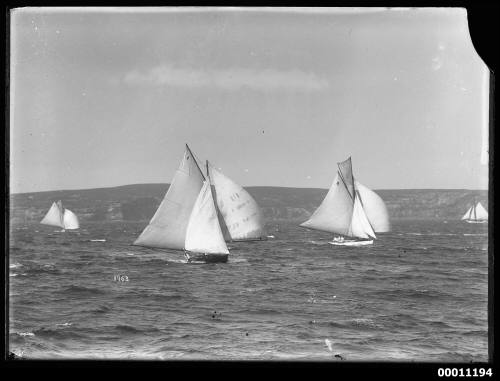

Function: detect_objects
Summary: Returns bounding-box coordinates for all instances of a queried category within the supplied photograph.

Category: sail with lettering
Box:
[133,145,229,263]
[300,157,389,246]
[207,162,266,241]
[462,201,488,224]
[40,200,79,230]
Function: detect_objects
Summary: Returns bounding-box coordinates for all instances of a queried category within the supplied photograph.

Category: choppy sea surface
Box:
[9,220,488,361]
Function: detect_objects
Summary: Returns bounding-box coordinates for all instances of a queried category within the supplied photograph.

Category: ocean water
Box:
[8,220,489,361]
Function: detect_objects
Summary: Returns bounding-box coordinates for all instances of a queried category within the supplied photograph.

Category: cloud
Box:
[122,65,329,92]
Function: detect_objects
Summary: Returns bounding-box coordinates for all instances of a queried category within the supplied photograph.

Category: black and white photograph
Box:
[6,6,492,364]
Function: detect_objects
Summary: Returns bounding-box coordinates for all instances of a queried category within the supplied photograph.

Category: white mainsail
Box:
[474,202,488,220]
[185,180,230,254]
[300,157,356,236]
[133,145,205,250]
[355,180,390,232]
[208,163,266,241]
[63,209,80,230]
[300,172,354,235]
[300,157,388,240]
[40,201,64,228]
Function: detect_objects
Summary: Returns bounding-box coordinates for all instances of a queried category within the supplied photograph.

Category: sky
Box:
[9,7,490,194]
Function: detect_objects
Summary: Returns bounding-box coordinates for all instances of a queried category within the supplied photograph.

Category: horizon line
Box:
[9,182,489,196]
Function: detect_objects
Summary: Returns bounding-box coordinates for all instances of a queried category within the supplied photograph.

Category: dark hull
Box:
[229,237,268,242]
[184,252,229,263]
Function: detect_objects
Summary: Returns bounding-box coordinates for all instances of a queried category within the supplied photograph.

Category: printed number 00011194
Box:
[438,368,493,377]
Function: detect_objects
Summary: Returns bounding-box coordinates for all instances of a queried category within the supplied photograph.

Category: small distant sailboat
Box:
[207,161,266,242]
[133,144,229,263]
[462,201,488,224]
[300,157,390,246]
[40,200,79,230]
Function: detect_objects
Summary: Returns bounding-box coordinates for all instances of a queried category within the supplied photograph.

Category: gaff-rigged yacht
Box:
[133,145,229,263]
[300,157,390,246]
[40,200,79,231]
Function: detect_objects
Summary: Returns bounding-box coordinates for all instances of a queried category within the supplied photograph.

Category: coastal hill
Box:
[9,183,488,224]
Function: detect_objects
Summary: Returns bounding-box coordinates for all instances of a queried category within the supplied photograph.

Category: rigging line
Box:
[206,159,233,242]
[337,169,355,201]
[185,144,206,181]
[190,148,205,170]
[356,189,376,236]
[335,166,355,236]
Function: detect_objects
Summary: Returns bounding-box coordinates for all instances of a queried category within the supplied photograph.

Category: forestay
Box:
[347,193,376,239]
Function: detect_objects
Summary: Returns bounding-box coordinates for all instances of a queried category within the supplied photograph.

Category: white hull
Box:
[464,220,487,224]
[329,240,373,246]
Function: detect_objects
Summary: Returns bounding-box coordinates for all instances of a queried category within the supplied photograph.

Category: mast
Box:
[57,200,64,227]
[206,160,233,241]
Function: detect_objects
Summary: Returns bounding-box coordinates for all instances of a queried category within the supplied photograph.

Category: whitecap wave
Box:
[309,240,328,246]
[17,332,35,337]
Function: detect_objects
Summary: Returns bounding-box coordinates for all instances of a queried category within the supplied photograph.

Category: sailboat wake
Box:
[309,240,330,246]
